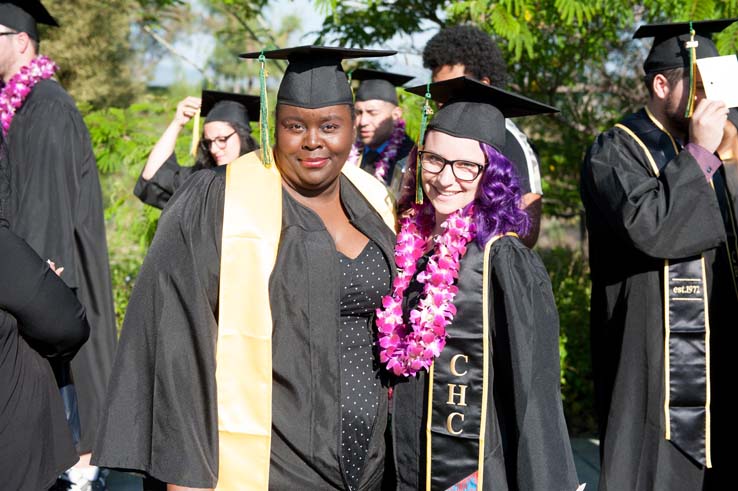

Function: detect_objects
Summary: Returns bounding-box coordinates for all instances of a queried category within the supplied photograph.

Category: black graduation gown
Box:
[0,224,90,490]
[392,237,580,490]
[580,109,737,490]
[93,167,397,489]
[1,79,117,453]
[133,152,201,210]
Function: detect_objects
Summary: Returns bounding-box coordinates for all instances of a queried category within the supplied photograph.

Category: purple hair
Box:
[398,141,529,246]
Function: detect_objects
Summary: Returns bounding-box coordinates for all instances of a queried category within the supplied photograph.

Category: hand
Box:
[717,117,738,161]
[173,96,202,128]
[689,99,729,154]
[47,259,64,277]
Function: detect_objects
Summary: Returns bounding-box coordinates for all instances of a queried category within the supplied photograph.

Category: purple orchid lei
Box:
[376,203,476,377]
[0,56,58,136]
[348,118,407,182]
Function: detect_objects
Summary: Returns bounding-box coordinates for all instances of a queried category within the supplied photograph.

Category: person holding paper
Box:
[581,19,738,491]
[134,91,260,209]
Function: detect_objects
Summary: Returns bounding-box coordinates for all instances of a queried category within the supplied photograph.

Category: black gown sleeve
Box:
[582,129,725,259]
[133,152,199,209]
[93,169,224,487]
[488,238,580,490]
[0,225,89,360]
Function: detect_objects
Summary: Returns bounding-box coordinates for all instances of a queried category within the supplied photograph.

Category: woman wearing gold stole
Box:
[385,77,581,490]
[93,47,397,490]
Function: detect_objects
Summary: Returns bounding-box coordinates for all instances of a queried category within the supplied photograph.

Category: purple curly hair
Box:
[398,139,529,246]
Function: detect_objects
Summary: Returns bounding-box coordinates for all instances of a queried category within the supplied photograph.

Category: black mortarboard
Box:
[352,68,414,105]
[634,19,737,73]
[201,90,260,126]
[240,46,396,109]
[405,76,558,151]
[0,1,58,41]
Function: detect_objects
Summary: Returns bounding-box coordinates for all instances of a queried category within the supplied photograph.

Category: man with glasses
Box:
[0,1,116,488]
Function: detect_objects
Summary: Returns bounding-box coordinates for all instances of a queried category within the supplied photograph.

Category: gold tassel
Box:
[190,110,201,157]
[684,21,699,119]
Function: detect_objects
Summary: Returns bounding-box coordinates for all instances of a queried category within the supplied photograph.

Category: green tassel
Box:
[415,82,433,204]
[258,52,272,167]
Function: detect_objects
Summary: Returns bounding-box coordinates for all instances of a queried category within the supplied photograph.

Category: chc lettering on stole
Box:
[445,353,470,435]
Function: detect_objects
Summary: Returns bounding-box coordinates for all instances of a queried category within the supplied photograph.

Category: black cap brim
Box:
[633,19,737,40]
[239,45,396,61]
[405,76,559,118]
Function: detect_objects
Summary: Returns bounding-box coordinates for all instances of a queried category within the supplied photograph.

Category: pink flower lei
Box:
[376,203,476,377]
[0,55,58,136]
[347,118,407,182]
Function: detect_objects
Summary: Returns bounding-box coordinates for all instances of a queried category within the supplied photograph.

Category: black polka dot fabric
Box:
[337,241,390,489]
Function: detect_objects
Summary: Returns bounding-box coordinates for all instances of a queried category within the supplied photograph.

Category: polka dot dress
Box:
[337,240,390,490]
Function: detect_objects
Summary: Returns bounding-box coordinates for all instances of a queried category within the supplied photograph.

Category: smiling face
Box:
[202,121,241,166]
[274,103,355,196]
[421,130,485,223]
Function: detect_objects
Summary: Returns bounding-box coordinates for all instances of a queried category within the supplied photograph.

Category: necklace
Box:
[347,118,407,182]
[0,56,58,136]
[376,204,476,377]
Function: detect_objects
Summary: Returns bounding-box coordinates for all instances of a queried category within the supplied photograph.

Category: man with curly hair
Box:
[423,24,543,247]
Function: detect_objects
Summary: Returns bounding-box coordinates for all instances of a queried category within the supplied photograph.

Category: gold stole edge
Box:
[702,256,712,468]
[216,151,282,489]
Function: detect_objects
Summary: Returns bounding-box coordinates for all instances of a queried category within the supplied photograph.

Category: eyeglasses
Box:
[0,31,19,37]
[418,150,486,182]
[201,131,237,150]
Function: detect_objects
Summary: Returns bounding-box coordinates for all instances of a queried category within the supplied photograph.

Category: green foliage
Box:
[40,0,139,109]
[85,91,199,327]
[539,247,597,435]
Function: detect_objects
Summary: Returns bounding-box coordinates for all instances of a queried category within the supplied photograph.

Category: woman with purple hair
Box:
[380,77,582,490]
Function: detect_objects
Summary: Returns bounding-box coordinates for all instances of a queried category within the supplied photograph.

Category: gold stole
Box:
[217,151,282,490]
[341,162,397,231]
[616,110,712,467]
[216,154,395,488]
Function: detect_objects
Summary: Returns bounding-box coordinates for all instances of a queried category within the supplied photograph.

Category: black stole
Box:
[425,235,509,490]
[616,108,738,467]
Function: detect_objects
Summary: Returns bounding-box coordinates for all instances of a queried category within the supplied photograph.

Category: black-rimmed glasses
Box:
[418,150,486,182]
[201,131,237,150]
[0,31,19,37]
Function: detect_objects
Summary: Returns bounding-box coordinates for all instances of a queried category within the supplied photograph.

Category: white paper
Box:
[696,55,738,108]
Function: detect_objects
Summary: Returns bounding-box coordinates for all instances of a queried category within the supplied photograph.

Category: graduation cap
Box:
[201,90,260,126]
[634,19,736,73]
[0,1,58,41]
[189,90,260,156]
[405,76,558,150]
[351,68,414,105]
[239,45,395,165]
[634,19,737,117]
[240,46,396,109]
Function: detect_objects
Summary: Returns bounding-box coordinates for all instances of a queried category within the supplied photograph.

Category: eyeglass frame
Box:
[417,150,486,182]
[200,130,237,151]
[0,31,19,37]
